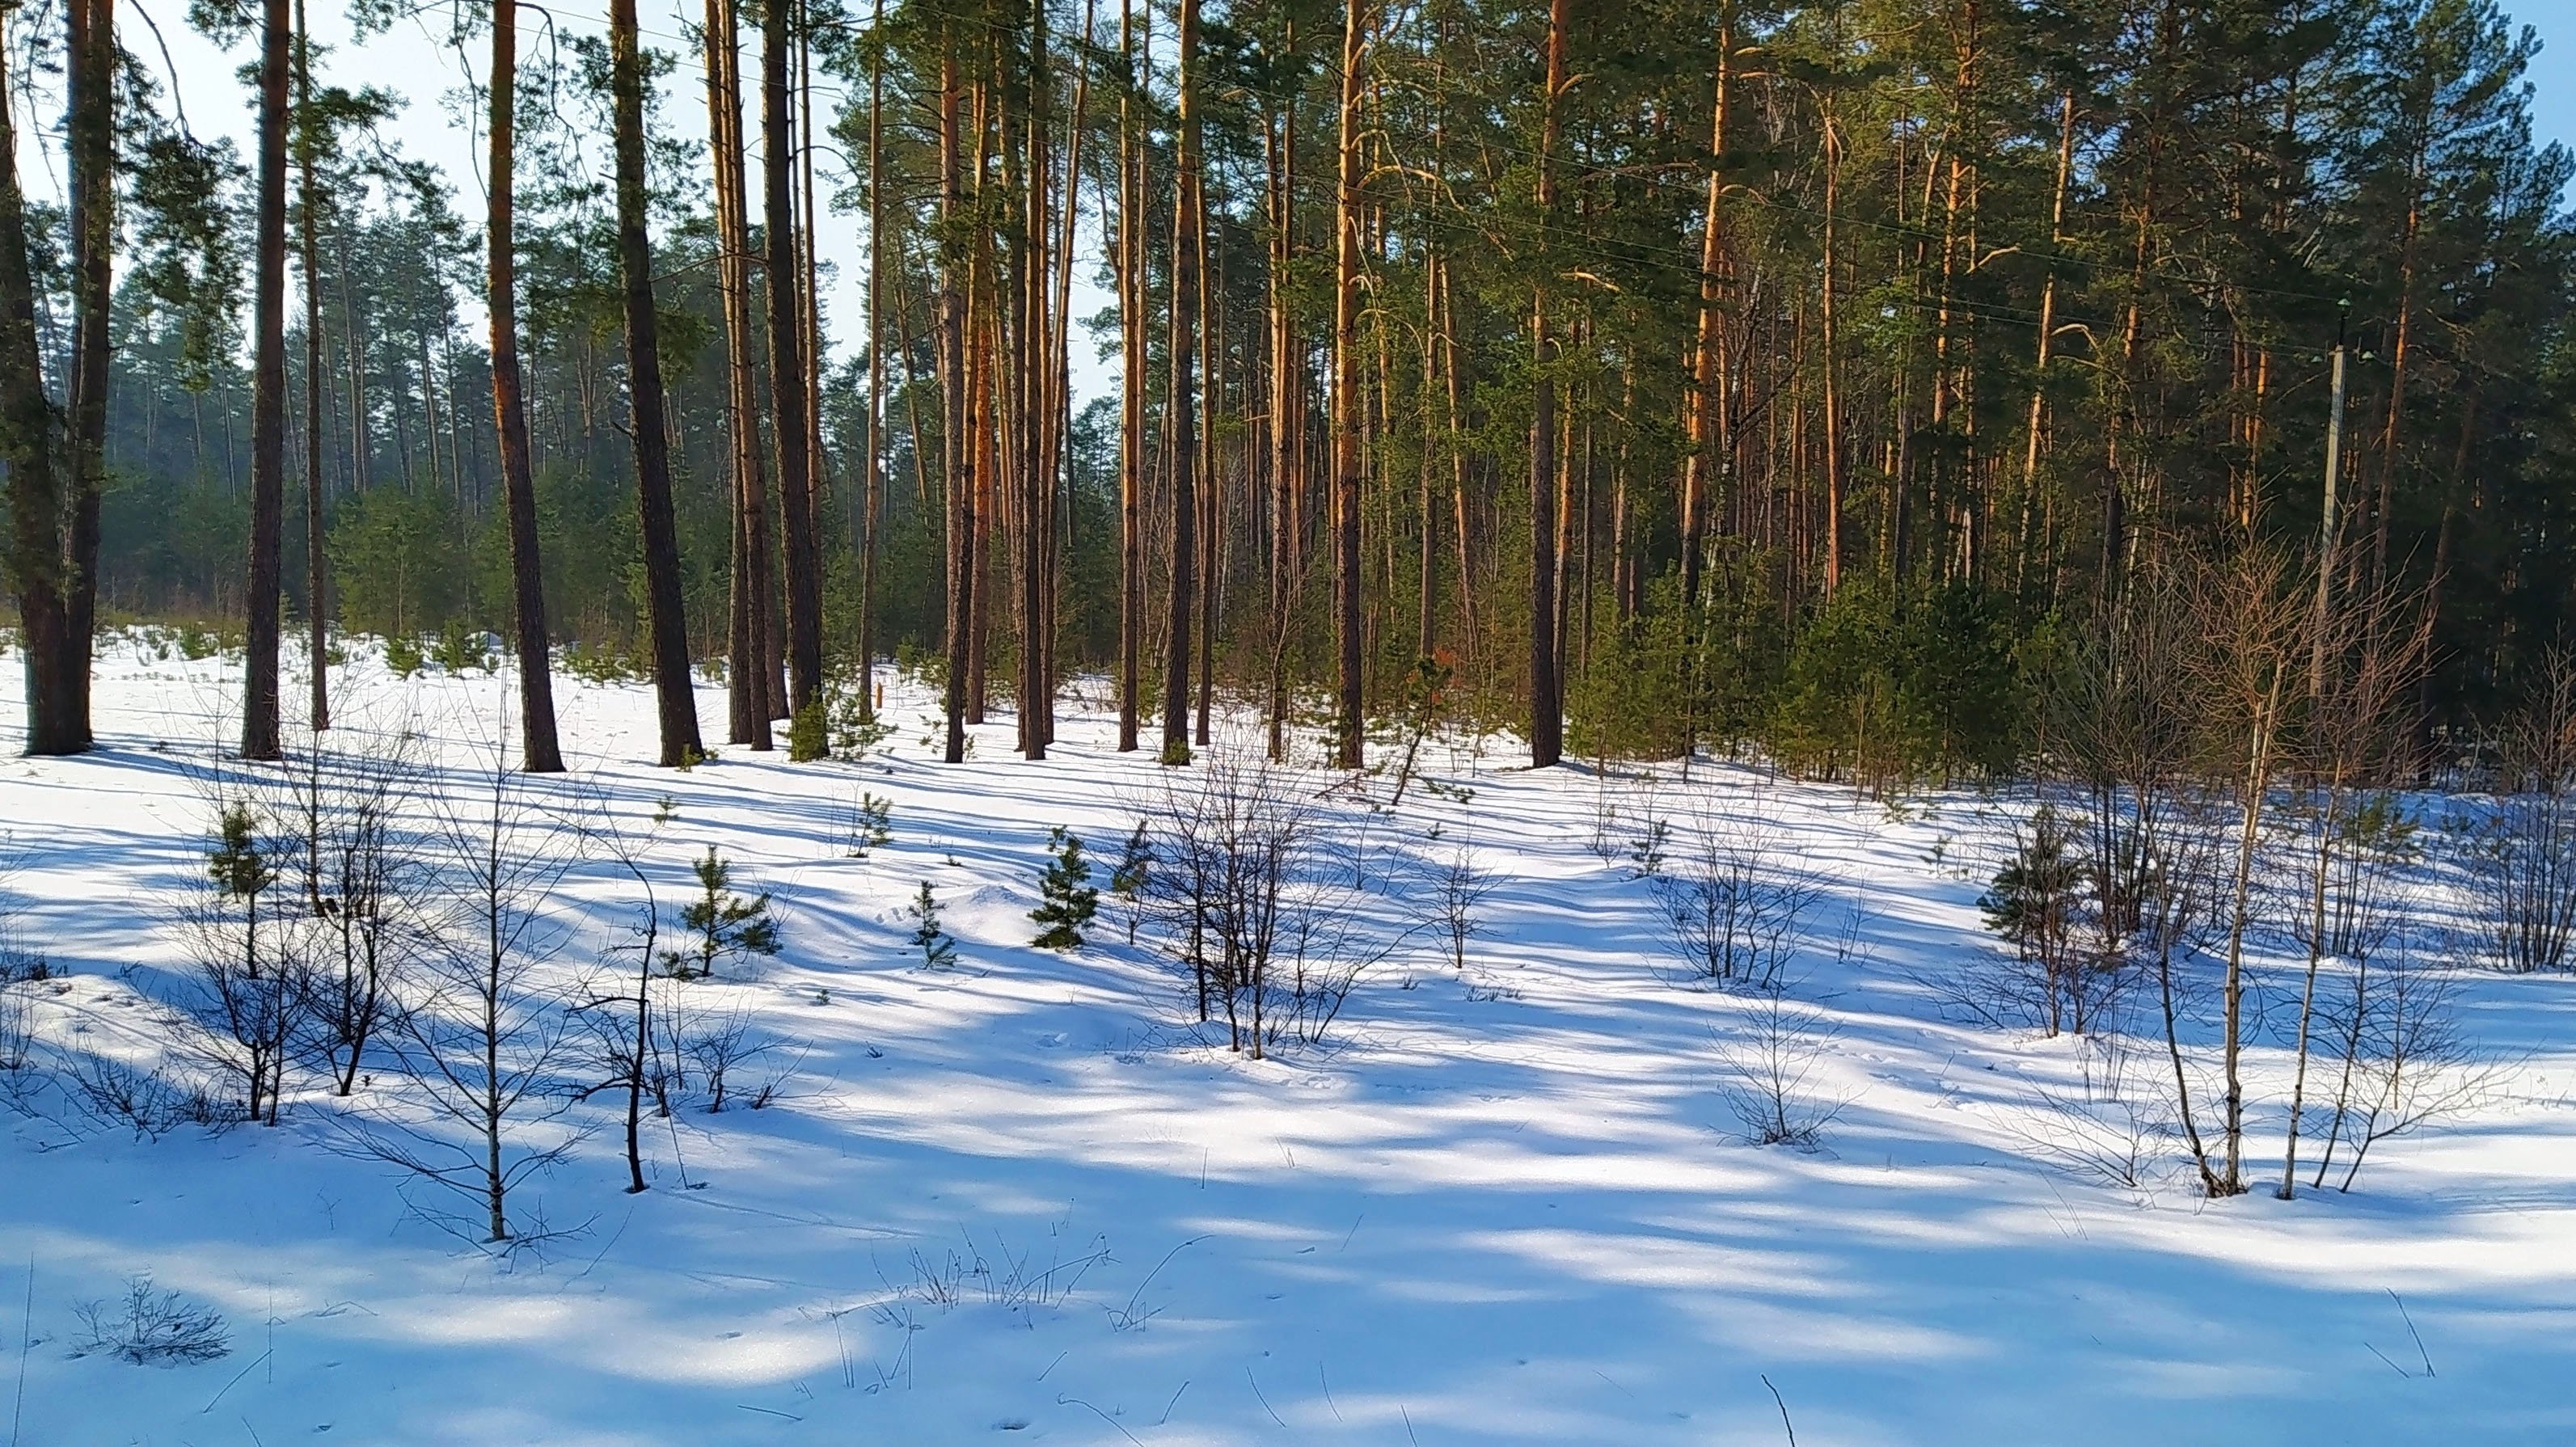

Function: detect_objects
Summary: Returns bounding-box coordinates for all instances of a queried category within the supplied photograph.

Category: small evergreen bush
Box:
[661,847,782,980]
[1029,827,1099,950]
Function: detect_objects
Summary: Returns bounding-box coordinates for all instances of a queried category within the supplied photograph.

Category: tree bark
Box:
[1115,0,1143,752]
[489,0,566,772]
[297,0,328,731]
[858,0,887,723]
[1680,12,1730,616]
[244,0,290,761]
[1330,0,1367,769]
[1017,0,1049,761]
[939,46,973,764]
[63,0,110,740]
[1525,0,1568,767]
[708,0,772,749]
[0,4,76,756]
[610,0,704,767]
[1161,0,1202,763]
[765,0,821,721]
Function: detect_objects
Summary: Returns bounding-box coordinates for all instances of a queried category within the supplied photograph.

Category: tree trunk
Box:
[63,0,110,740]
[1161,0,1202,763]
[488,0,566,773]
[939,47,973,764]
[1818,100,1844,601]
[1525,0,1568,768]
[610,0,704,767]
[1680,13,1730,616]
[858,0,887,723]
[1018,0,1049,761]
[244,0,290,761]
[296,0,328,731]
[764,0,821,725]
[708,0,772,749]
[0,4,76,756]
[1329,0,1368,770]
[1115,0,1144,752]
[1266,72,1298,761]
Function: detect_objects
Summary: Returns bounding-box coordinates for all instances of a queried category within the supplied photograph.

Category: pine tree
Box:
[661,846,781,979]
[845,791,893,859]
[1029,826,1099,950]
[905,881,956,968]
[1110,820,1152,945]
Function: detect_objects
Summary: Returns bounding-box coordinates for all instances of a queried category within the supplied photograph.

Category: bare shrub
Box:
[73,1277,230,1365]
[1649,807,1818,989]
[1990,1034,2168,1192]
[1273,885,1413,1050]
[1714,984,1843,1150]
[2445,652,2576,974]
[67,1053,239,1139]
[2307,935,2504,1192]
[0,926,49,984]
[1139,756,1408,1057]
[0,983,31,1073]
[289,730,433,1097]
[353,753,585,1244]
[2467,789,2576,973]
[1142,757,1307,1058]
[678,1002,779,1112]
[1423,842,1493,972]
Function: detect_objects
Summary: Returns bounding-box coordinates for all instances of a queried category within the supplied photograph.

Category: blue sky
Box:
[2529,0,2576,167]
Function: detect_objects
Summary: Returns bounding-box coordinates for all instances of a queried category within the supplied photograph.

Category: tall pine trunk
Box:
[297,0,329,731]
[1524,0,1567,768]
[1161,0,1202,764]
[709,0,772,749]
[487,2,564,767]
[610,0,704,767]
[0,2,76,756]
[64,0,109,739]
[243,0,290,761]
[1329,0,1366,769]
[858,0,887,722]
[939,47,973,764]
[766,0,821,724]
[1114,0,1143,752]
[1017,1,1049,761]
[488,0,566,772]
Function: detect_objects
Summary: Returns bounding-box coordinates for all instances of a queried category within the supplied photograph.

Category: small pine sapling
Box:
[661,846,782,980]
[788,701,830,761]
[1110,820,1153,945]
[830,683,897,758]
[846,791,895,858]
[1029,826,1100,950]
[1978,804,2091,1036]
[905,882,956,968]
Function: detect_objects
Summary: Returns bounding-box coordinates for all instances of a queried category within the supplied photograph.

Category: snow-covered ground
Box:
[3,639,2574,1445]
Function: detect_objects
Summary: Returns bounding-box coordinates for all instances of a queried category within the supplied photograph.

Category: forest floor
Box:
[3,639,2574,1445]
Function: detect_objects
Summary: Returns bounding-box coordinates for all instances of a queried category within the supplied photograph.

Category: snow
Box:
[3,638,2575,1445]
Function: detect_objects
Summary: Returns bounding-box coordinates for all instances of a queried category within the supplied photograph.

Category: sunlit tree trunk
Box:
[765,0,821,721]
[1329,0,1367,769]
[1161,0,1202,763]
[708,0,772,749]
[1524,0,1567,766]
[0,4,77,755]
